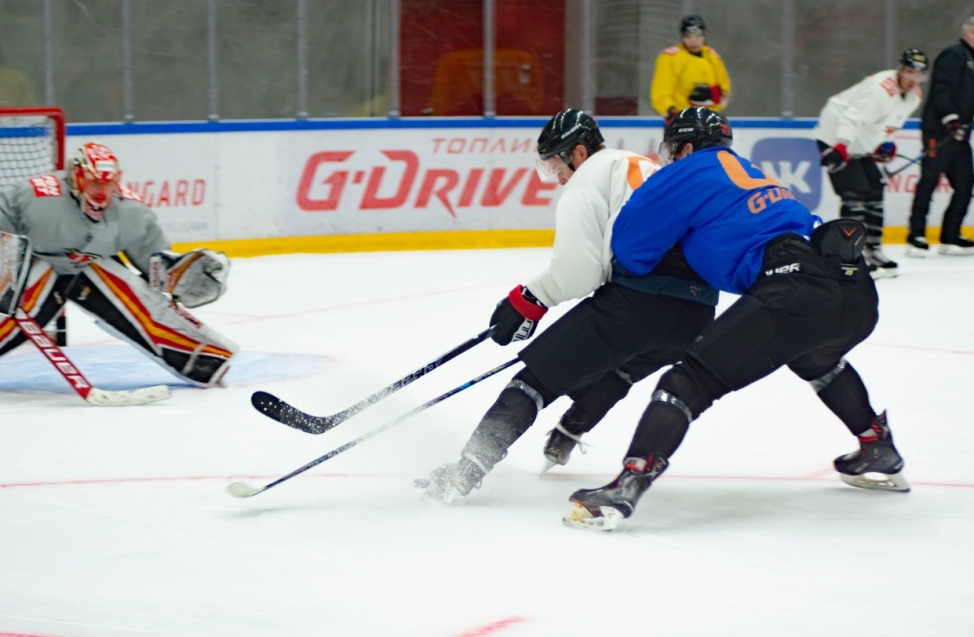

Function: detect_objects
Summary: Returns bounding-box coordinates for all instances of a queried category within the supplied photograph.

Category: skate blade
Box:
[539,459,558,476]
[840,471,911,493]
[938,245,974,256]
[562,502,624,531]
[869,268,898,279]
[904,247,929,258]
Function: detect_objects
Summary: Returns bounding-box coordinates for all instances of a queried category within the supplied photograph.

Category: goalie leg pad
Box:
[0,259,64,356]
[70,259,238,387]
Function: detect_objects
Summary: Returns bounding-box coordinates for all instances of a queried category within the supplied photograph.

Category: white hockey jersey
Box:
[526,149,659,308]
[813,69,922,156]
[0,172,169,275]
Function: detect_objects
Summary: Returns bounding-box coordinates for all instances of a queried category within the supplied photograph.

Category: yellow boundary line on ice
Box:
[172,226,971,259]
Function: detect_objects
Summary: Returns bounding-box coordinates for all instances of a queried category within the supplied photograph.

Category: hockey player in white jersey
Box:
[814,48,928,278]
[0,142,237,387]
[419,110,718,501]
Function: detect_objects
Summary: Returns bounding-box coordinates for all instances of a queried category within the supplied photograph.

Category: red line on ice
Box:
[453,617,526,637]
[0,632,62,637]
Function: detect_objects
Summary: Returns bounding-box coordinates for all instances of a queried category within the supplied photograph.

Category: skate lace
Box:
[553,422,591,455]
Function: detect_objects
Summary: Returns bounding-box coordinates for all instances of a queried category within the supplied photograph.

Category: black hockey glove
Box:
[943,115,967,141]
[489,285,548,346]
[821,143,849,172]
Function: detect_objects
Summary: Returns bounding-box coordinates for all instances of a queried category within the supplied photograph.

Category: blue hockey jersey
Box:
[611,146,820,295]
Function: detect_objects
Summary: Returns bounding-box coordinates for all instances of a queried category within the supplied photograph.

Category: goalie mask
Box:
[68,143,122,221]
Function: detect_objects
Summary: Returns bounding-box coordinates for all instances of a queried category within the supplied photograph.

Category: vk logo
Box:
[751,138,821,211]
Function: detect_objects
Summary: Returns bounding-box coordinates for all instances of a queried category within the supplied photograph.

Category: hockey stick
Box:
[251,326,496,434]
[228,357,519,498]
[13,310,171,406]
[885,132,963,177]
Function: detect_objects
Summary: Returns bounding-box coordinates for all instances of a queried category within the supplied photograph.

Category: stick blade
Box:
[227,481,264,498]
[85,384,171,406]
[251,390,332,434]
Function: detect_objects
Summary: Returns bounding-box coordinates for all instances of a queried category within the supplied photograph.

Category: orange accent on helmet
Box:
[69,142,122,221]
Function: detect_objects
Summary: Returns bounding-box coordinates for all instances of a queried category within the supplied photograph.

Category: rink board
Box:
[66,118,963,252]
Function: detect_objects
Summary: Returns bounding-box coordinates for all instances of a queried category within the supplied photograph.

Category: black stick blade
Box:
[250,391,332,434]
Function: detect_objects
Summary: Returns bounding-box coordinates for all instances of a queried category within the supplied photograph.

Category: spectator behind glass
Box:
[650,15,731,123]
[0,43,37,108]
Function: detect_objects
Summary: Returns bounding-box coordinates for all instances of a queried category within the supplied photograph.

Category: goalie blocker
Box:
[0,254,236,387]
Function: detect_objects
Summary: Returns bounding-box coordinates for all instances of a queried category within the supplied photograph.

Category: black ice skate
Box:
[834,411,910,492]
[864,246,898,278]
[563,455,668,531]
[541,423,588,474]
[905,234,929,258]
[938,236,974,256]
[416,454,488,503]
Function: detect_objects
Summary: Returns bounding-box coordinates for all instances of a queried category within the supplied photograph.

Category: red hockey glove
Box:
[489,285,548,346]
[873,141,896,163]
[821,143,849,172]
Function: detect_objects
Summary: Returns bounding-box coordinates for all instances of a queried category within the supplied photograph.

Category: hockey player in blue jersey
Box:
[563,108,910,532]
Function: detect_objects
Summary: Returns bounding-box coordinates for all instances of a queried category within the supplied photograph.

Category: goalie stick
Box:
[251,327,495,434]
[228,357,519,498]
[14,311,171,406]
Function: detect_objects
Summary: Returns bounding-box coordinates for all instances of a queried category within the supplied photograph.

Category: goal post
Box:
[0,106,68,345]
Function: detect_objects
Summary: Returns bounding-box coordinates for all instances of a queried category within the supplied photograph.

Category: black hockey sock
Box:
[626,400,690,460]
[561,371,633,436]
[461,383,542,470]
[863,200,884,248]
[814,364,875,436]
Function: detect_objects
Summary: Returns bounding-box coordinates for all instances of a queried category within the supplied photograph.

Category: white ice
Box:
[1,246,973,637]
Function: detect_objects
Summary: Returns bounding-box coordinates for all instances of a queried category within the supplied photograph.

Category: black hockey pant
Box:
[461,283,715,469]
[908,133,974,243]
[818,141,886,249]
[627,239,880,461]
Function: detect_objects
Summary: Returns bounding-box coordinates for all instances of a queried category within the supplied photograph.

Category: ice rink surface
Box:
[1,245,972,637]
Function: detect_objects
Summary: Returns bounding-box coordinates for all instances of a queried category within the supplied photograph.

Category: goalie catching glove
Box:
[489,285,547,345]
[149,249,230,308]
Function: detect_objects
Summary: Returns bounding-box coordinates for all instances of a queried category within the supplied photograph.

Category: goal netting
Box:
[0,107,65,188]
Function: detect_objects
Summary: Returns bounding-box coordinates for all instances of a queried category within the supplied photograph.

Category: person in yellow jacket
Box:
[651,15,731,122]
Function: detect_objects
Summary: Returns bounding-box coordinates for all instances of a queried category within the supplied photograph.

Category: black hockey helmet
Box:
[660,107,732,163]
[680,14,706,34]
[899,48,928,71]
[536,109,605,181]
[537,109,604,160]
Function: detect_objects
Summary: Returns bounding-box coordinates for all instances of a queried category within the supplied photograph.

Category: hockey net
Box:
[0,107,65,188]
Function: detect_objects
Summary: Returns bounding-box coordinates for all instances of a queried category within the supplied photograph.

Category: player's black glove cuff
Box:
[489,285,548,346]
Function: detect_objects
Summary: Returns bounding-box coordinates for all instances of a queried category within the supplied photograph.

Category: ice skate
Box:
[905,235,929,258]
[417,454,487,503]
[864,246,898,278]
[938,236,974,256]
[541,422,587,474]
[834,411,910,492]
[563,455,667,531]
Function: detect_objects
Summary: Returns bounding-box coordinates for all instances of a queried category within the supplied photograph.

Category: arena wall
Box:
[66,118,963,256]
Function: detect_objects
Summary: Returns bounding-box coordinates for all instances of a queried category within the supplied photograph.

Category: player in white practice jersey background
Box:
[0,142,237,387]
[814,48,928,278]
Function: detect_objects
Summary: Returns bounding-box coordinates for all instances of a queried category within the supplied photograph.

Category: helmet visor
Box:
[658,140,681,166]
[535,153,574,184]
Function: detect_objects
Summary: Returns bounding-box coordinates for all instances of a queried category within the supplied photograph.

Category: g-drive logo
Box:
[750,138,821,211]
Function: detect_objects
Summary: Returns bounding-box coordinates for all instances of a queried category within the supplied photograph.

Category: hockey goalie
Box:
[0,142,237,388]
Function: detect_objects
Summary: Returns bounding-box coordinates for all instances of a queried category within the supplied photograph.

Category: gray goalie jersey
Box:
[0,172,169,275]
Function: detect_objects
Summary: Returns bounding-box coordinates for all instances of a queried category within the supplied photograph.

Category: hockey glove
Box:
[943,115,966,141]
[688,84,716,107]
[821,143,849,172]
[873,141,896,163]
[489,285,547,346]
[149,249,230,308]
